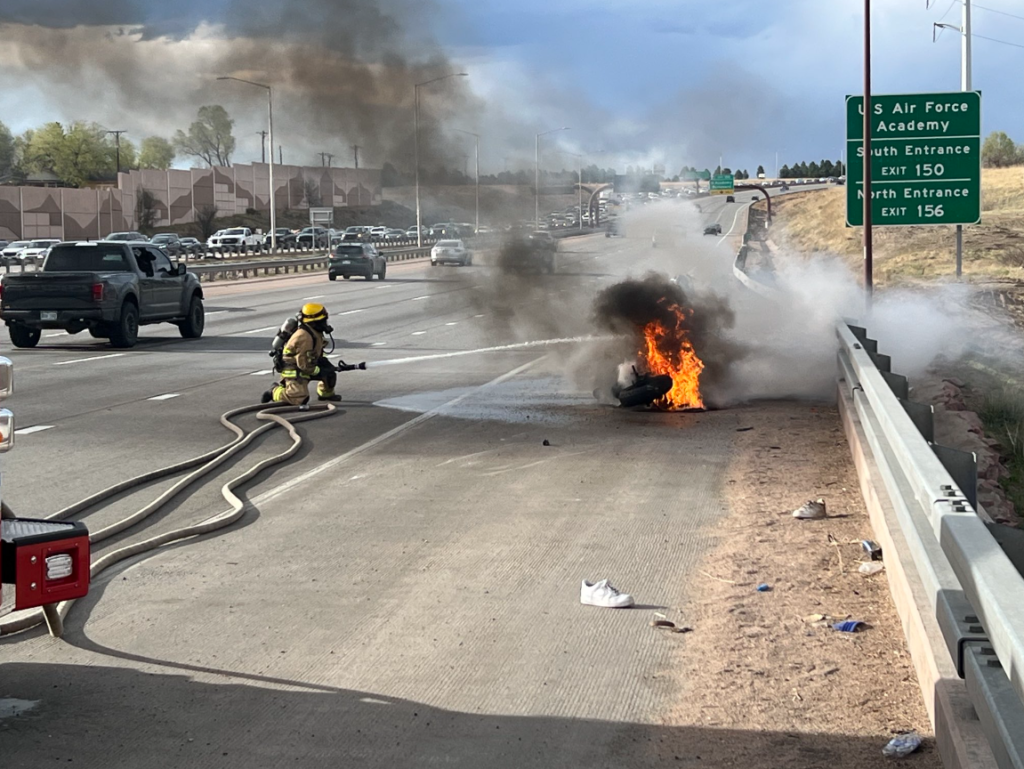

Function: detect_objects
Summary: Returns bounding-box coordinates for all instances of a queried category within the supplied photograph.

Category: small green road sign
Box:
[710,174,735,196]
[846,91,981,227]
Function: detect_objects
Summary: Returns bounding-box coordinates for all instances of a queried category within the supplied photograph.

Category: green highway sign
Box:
[710,173,734,196]
[846,91,981,227]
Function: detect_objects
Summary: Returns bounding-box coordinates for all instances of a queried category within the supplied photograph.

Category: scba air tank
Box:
[269,315,300,368]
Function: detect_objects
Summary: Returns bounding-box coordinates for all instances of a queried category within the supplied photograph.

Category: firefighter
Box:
[262,303,341,405]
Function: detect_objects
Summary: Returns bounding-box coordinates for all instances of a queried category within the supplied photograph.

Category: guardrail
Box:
[188,247,431,282]
[837,322,1024,769]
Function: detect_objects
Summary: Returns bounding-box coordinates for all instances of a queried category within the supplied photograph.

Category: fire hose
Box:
[0,401,339,639]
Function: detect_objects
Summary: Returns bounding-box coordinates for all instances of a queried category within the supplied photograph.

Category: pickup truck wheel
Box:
[109,303,139,348]
[9,325,40,348]
[329,274,337,281]
[179,295,205,339]
[377,264,387,280]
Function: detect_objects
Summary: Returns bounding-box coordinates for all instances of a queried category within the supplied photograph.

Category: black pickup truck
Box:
[0,241,205,348]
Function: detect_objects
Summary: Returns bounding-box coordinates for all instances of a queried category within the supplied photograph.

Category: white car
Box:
[17,239,60,266]
[207,227,259,249]
[431,239,472,267]
[1,240,31,266]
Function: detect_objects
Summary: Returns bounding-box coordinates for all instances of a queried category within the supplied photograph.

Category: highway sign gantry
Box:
[846,91,981,227]
[710,174,735,196]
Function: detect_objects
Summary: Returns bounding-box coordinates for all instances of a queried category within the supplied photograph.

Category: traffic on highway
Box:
[5,0,1024,765]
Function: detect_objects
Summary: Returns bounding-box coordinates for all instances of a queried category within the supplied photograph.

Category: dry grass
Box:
[768,167,1024,285]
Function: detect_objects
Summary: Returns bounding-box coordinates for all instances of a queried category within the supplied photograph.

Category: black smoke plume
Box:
[0,1,478,170]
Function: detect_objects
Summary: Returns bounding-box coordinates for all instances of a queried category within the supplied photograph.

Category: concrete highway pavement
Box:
[2,194,809,767]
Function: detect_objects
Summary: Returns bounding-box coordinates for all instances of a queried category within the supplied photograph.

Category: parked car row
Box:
[1,239,61,267]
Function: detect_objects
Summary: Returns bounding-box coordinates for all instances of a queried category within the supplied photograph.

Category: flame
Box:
[640,302,705,410]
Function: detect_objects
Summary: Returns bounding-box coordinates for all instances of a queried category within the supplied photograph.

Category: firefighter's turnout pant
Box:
[271,326,337,405]
[273,360,336,405]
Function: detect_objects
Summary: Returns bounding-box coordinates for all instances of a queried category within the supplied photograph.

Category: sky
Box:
[0,0,1021,176]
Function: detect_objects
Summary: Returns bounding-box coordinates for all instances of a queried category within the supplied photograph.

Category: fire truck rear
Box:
[0,356,90,637]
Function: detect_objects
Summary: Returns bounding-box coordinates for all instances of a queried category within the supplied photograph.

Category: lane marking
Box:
[716,205,748,247]
[338,309,363,316]
[302,295,325,301]
[250,369,274,376]
[44,332,69,338]
[54,353,124,366]
[243,326,277,335]
[411,331,427,336]
[15,425,54,436]
[250,358,542,508]
[445,322,458,326]
[370,342,387,347]
[205,310,229,316]
[411,295,429,301]
[474,314,485,318]
[148,393,180,401]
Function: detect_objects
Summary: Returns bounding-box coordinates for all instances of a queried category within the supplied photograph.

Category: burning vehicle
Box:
[592,274,733,411]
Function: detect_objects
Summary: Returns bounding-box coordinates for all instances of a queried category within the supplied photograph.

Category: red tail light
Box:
[91,283,104,302]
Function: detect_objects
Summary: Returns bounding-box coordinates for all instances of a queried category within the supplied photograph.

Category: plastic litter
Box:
[882,732,922,758]
[542,439,551,446]
[862,540,883,560]
[858,562,884,575]
[756,583,771,592]
[792,499,827,520]
[650,619,676,629]
[832,620,866,633]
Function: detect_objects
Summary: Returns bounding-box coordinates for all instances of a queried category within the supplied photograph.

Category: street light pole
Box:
[218,76,276,251]
[414,72,468,248]
[535,127,570,229]
[454,129,480,234]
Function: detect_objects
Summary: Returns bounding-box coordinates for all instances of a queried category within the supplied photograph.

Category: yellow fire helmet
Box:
[300,303,328,322]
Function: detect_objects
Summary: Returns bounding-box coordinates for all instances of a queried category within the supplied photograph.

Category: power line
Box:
[974,3,1024,23]
[974,31,1024,48]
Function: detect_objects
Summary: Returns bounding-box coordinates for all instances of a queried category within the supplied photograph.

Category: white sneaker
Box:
[792,498,827,520]
[581,579,635,608]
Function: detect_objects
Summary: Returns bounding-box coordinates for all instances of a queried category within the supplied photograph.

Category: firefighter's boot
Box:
[317,383,342,403]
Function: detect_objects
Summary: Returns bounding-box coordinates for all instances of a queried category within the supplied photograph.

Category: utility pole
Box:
[958,0,971,279]
[106,130,127,176]
[863,0,873,303]
[352,145,360,169]
[279,146,283,165]
[932,0,972,278]
[319,152,334,167]
[257,130,268,164]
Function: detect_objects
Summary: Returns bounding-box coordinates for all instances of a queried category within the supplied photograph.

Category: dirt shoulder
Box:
[655,402,940,768]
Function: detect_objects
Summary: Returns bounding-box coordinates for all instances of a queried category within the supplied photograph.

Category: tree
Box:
[303,176,322,207]
[982,131,1022,168]
[174,105,235,167]
[779,164,791,178]
[135,188,159,233]
[756,164,765,177]
[23,121,112,187]
[195,205,220,240]
[139,136,176,170]
[0,121,15,179]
